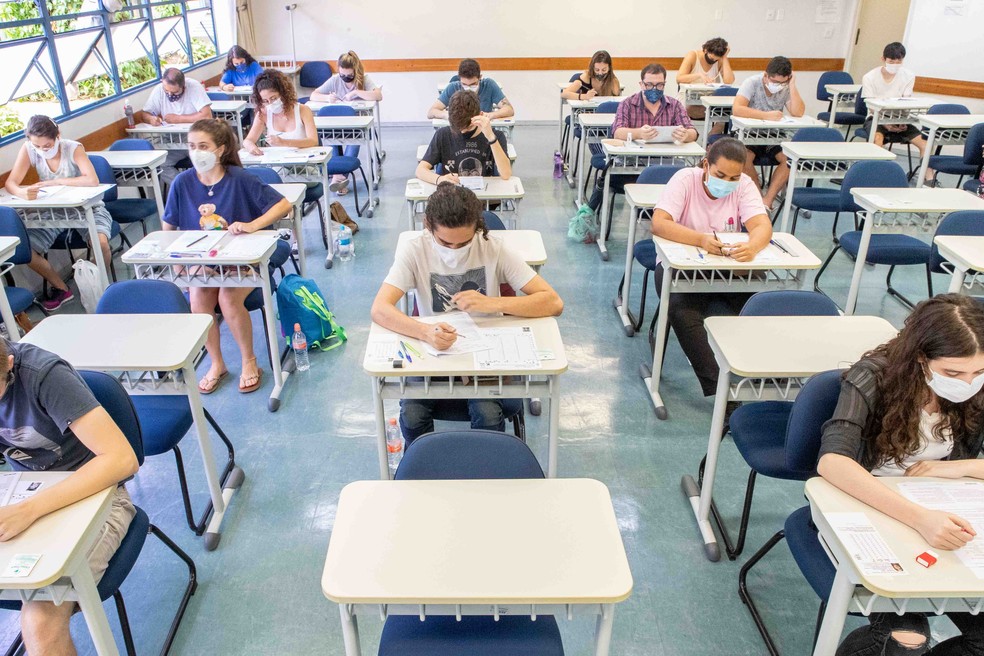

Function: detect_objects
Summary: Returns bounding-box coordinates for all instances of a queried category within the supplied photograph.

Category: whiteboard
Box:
[904,0,984,83]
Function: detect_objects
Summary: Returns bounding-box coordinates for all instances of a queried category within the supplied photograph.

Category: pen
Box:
[402,340,422,357]
[185,234,208,248]
[695,247,705,260]
[397,349,412,363]
[399,341,414,363]
[770,239,793,256]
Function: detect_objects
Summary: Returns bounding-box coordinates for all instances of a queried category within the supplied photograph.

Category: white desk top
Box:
[208,85,252,94]
[600,139,706,158]
[405,177,525,201]
[866,97,938,110]
[0,237,19,260]
[322,479,632,605]
[313,115,374,129]
[806,476,984,598]
[578,113,616,128]
[398,230,546,267]
[0,473,115,590]
[122,230,279,266]
[22,314,213,371]
[239,146,331,166]
[701,96,736,109]
[416,143,517,161]
[918,114,984,129]
[88,149,167,168]
[934,235,984,273]
[824,83,862,94]
[654,232,820,271]
[0,185,114,208]
[211,100,247,113]
[624,183,666,207]
[568,96,627,110]
[305,100,375,112]
[363,315,567,377]
[431,118,514,129]
[781,142,898,161]
[269,183,305,205]
[127,123,190,133]
[706,316,897,378]
[731,116,825,130]
[851,188,984,213]
[679,83,735,93]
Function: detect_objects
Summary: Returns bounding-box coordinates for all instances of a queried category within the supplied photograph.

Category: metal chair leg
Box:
[738,529,786,656]
[113,591,138,656]
[149,524,198,656]
[171,408,237,536]
[812,244,843,305]
[886,264,917,310]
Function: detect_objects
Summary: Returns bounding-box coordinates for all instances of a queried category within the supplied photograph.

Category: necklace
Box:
[197,171,224,196]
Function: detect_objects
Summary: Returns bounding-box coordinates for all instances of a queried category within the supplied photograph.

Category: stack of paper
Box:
[473,327,541,370]
[0,472,44,507]
[218,233,275,259]
[898,481,984,578]
[165,231,224,255]
[416,312,490,356]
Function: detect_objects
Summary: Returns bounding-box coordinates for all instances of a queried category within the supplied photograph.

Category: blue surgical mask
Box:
[644,88,663,103]
[235,63,248,73]
[705,169,740,198]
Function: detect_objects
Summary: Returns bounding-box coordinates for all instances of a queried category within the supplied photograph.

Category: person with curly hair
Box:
[242,69,318,155]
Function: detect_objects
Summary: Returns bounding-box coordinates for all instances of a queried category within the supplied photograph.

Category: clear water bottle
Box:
[726,217,736,233]
[553,151,563,178]
[123,101,134,128]
[386,418,403,476]
[337,225,353,262]
[977,181,984,199]
[292,323,310,371]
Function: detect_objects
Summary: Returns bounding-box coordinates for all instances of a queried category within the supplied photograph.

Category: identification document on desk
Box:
[827,511,908,575]
[459,177,486,191]
[898,481,984,578]
[473,326,541,370]
[416,312,490,356]
[165,231,225,255]
[0,473,44,507]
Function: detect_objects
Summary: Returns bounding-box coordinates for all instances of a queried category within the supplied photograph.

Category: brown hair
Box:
[640,63,667,80]
[337,51,365,90]
[189,119,242,169]
[26,115,59,140]
[584,50,619,97]
[702,37,729,58]
[250,70,297,113]
[707,137,747,166]
[448,90,480,132]
[458,58,481,80]
[862,294,984,469]
[162,67,185,87]
[224,45,256,73]
[424,182,489,240]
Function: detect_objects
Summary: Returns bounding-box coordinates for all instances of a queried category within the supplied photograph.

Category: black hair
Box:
[224,45,256,72]
[25,115,59,140]
[458,58,481,79]
[883,42,906,60]
[162,67,185,87]
[640,63,667,79]
[765,56,792,78]
[707,137,747,166]
[702,37,728,58]
[424,183,489,240]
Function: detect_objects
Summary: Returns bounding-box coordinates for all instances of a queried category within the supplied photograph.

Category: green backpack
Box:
[276,274,347,350]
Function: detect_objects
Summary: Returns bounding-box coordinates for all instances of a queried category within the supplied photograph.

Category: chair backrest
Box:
[637,164,682,185]
[207,91,230,101]
[0,207,33,265]
[785,370,845,473]
[395,430,545,480]
[299,61,331,88]
[930,210,984,271]
[96,279,190,314]
[79,370,144,465]
[841,160,908,207]
[928,103,970,115]
[449,74,460,83]
[816,71,853,102]
[483,210,506,230]
[791,127,844,143]
[568,72,582,83]
[710,86,737,97]
[596,101,620,114]
[108,138,153,151]
[853,92,868,117]
[317,105,356,117]
[963,123,984,167]
[88,155,117,202]
[245,166,283,184]
[740,291,840,317]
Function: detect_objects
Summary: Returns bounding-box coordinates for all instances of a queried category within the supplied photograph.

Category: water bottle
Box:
[553,151,563,178]
[292,323,310,371]
[386,418,403,476]
[977,181,984,200]
[726,217,736,233]
[123,101,134,128]
[626,131,633,146]
[337,225,353,262]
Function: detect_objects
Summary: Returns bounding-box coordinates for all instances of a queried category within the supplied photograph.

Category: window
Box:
[0,0,220,140]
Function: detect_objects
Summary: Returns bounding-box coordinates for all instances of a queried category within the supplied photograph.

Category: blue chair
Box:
[786,127,852,235]
[813,161,924,308]
[0,370,196,656]
[381,430,563,656]
[929,210,984,292]
[107,138,153,151]
[706,86,740,147]
[815,71,864,140]
[95,150,160,237]
[317,105,372,217]
[733,369,844,655]
[929,119,983,189]
[483,210,506,230]
[0,208,39,325]
[582,100,622,203]
[207,91,230,101]
[299,61,331,89]
[96,280,241,541]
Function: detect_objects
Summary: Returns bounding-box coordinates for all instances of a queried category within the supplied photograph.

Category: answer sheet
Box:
[417,312,490,356]
[827,511,908,575]
[473,326,541,370]
[898,481,984,578]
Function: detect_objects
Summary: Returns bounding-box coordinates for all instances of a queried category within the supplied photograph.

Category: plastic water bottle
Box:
[123,101,134,128]
[977,181,984,200]
[337,225,353,262]
[553,151,563,178]
[292,323,310,371]
[386,418,403,476]
[726,217,736,233]
[626,131,633,145]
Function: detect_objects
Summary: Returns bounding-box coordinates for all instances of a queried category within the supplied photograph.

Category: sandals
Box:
[199,370,228,395]
[239,358,263,393]
[329,177,350,194]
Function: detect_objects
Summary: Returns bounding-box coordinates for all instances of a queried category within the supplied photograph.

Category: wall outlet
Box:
[714,9,723,19]
[776,8,784,20]
[823,26,835,38]
[765,8,776,20]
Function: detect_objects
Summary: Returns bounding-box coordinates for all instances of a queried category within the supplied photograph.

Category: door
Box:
[847,0,912,82]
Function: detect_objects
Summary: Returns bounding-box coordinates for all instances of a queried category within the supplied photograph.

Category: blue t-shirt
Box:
[220,61,264,87]
[162,166,285,230]
[439,78,505,113]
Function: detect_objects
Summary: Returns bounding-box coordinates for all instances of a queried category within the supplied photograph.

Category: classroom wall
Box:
[904,0,984,84]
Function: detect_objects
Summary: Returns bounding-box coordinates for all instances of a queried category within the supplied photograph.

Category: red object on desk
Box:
[916,550,938,568]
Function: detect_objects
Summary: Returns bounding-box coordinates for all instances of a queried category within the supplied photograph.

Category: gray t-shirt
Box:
[314,74,378,97]
[737,74,791,113]
[0,343,100,472]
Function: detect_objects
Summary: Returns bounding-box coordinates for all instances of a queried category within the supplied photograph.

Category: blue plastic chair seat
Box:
[785,506,835,601]
[104,198,157,223]
[816,111,865,125]
[130,396,193,455]
[791,187,842,212]
[379,615,565,656]
[730,402,809,480]
[853,127,869,141]
[589,153,606,171]
[304,182,324,204]
[632,239,657,270]
[326,156,361,175]
[928,155,977,176]
[965,179,981,193]
[839,232,932,265]
[52,221,121,249]
[5,286,34,315]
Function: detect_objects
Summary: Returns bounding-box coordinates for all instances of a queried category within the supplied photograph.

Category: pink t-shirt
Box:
[655,167,767,232]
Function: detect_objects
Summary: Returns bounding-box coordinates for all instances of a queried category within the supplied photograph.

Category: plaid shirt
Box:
[611,92,694,135]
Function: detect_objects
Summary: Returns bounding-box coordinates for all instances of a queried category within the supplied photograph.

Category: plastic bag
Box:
[72,259,103,314]
[567,204,598,244]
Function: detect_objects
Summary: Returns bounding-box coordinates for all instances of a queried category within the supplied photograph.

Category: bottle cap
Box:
[294,323,301,331]
[388,418,397,425]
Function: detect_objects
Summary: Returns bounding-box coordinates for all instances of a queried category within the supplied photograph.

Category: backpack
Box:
[276,274,347,350]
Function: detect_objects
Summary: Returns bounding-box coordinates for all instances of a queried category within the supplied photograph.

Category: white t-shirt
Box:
[871,410,954,476]
[861,66,916,100]
[143,78,212,118]
[383,232,537,317]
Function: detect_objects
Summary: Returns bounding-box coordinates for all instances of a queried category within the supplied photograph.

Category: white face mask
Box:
[884,63,902,75]
[431,236,474,269]
[267,99,284,115]
[33,139,59,161]
[461,83,479,92]
[925,368,984,404]
[190,149,218,174]
[765,81,786,94]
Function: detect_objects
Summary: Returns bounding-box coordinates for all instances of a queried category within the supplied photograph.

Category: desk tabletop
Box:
[653,232,820,271]
[122,230,279,266]
[431,118,515,129]
[416,143,517,161]
[851,188,984,213]
[363,315,567,377]
[306,100,375,112]
[23,314,212,371]
[239,146,331,166]
[568,96,627,109]
[782,142,898,160]
[679,83,735,92]
[269,183,306,205]
[398,230,546,267]
[624,183,666,207]
[0,474,114,590]
[208,84,252,94]
[88,149,168,168]
[322,479,632,605]
[824,83,862,94]
[127,123,190,134]
[918,114,984,129]
[578,113,616,128]
[701,96,736,108]
[866,97,938,110]
[0,185,114,208]
[601,140,706,158]
[313,115,374,129]
[0,237,19,260]
[405,177,525,200]
[806,476,984,598]
[933,235,984,273]
[706,315,897,378]
[731,115,825,130]
[211,100,247,112]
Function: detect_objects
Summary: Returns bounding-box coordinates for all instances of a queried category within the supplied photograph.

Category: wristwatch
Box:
[486,132,498,144]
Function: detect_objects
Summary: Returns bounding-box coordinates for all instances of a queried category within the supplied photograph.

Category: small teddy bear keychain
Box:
[198,203,228,231]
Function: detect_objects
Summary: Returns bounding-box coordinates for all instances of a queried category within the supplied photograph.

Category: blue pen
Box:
[399,341,414,363]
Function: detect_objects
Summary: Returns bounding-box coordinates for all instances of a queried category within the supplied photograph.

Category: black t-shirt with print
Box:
[422,126,507,177]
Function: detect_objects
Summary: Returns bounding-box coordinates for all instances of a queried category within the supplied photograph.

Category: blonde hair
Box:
[338,51,365,90]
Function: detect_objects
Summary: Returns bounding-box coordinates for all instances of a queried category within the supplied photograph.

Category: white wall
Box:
[904,0,984,83]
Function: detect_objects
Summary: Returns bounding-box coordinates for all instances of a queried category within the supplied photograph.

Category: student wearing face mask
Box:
[242,70,318,155]
[162,119,292,395]
[649,137,771,397]
[428,58,514,121]
[677,37,735,122]
[733,56,805,214]
[561,50,621,101]
[818,294,984,656]
[220,45,263,91]
[4,115,116,311]
[370,183,562,442]
[415,90,511,185]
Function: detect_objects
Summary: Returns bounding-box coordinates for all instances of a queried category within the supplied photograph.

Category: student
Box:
[860,42,934,184]
[677,37,736,121]
[649,137,771,397]
[733,56,805,213]
[3,115,115,311]
[819,294,984,656]
[428,58,514,120]
[0,337,138,655]
[162,119,291,394]
[242,70,318,155]
[135,67,213,182]
[370,183,563,442]
[561,50,621,101]
[415,90,511,183]
[586,63,698,213]
[220,45,263,91]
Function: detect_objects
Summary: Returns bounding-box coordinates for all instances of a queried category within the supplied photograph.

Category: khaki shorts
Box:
[86,486,136,584]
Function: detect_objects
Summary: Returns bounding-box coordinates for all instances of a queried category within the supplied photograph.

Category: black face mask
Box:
[166,90,184,102]
[593,73,607,81]
[339,74,355,83]
[705,54,717,66]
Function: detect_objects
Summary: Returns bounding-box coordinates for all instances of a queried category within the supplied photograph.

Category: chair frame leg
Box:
[737,528,786,656]
[113,591,138,656]
[885,264,917,310]
[171,409,238,536]
[149,524,198,656]
[812,244,844,311]
[703,465,758,560]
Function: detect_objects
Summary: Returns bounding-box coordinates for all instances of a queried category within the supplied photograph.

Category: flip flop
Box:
[329,178,349,193]
[199,370,228,395]
[239,367,263,394]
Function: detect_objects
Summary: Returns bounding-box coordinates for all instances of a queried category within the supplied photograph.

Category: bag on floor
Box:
[276,274,347,350]
[72,259,103,313]
[330,201,359,234]
[567,204,598,244]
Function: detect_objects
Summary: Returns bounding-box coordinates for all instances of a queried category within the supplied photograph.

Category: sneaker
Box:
[328,177,349,193]
[924,179,941,188]
[41,289,74,312]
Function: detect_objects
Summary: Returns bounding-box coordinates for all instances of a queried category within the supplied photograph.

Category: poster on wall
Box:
[943,0,966,16]
[815,0,841,23]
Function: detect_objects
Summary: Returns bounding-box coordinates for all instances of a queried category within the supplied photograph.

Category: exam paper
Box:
[473,327,541,370]
[827,512,908,575]
[165,231,224,254]
[898,481,984,578]
[217,233,274,259]
[417,312,490,356]
[365,338,403,364]
[459,177,486,191]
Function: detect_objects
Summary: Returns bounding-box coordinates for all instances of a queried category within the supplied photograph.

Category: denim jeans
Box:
[399,399,506,444]
[837,612,984,656]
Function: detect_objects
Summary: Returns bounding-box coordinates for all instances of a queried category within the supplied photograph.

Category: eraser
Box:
[392,360,403,369]
[916,550,938,568]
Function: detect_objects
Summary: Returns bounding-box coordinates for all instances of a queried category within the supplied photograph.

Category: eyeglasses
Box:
[262,96,282,104]
[642,82,666,91]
